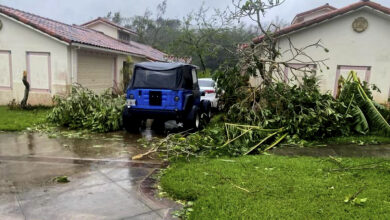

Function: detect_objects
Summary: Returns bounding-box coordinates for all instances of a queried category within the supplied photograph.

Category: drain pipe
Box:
[70,44,80,84]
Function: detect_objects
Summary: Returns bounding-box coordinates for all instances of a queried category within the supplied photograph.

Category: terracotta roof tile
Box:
[253,1,390,44]
[0,4,165,61]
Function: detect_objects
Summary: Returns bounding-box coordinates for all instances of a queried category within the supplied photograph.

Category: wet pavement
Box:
[0,131,176,220]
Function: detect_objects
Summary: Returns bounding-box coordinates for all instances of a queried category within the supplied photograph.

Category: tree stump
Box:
[21,71,30,109]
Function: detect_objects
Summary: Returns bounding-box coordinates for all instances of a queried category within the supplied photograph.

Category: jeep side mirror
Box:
[201,91,206,96]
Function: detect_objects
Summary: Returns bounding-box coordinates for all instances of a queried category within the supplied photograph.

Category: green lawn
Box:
[161,155,390,219]
[0,106,51,131]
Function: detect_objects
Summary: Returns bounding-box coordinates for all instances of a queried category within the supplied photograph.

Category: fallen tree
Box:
[48,84,125,133]
[132,0,390,160]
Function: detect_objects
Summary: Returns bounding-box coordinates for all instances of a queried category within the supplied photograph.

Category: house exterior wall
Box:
[0,14,70,105]
[115,55,146,91]
[0,13,158,105]
[87,22,118,39]
[276,8,390,103]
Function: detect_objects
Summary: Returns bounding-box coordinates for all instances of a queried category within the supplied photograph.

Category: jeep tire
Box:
[201,100,212,122]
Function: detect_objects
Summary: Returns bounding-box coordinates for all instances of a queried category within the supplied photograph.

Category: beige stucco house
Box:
[0,5,166,105]
[253,1,390,103]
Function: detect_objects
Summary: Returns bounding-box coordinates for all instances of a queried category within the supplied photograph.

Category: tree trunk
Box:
[21,71,30,109]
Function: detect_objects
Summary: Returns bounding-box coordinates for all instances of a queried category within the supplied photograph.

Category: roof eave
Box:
[71,42,145,57]
[71,42,164,61]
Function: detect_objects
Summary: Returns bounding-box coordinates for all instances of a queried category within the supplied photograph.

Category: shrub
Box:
[48,84,125,132]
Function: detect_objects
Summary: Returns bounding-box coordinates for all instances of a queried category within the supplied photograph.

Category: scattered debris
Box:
[53,176,70,183]
[344,186,367,206]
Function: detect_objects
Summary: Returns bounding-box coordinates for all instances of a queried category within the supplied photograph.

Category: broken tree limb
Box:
[262,133,288,152]
[244,130,280,155]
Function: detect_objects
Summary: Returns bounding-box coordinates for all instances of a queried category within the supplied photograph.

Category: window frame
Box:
[26,51,51,93]
[118,30,131,43]
[0,50,12,90]
[333,65,371,97]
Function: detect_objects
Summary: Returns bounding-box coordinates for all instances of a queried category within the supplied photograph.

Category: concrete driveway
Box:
[0,132,175,220]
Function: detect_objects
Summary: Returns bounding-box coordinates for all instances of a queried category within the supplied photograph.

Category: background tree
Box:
[102,1,257,71]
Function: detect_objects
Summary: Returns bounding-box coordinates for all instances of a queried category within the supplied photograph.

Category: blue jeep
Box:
[123,62,211,132]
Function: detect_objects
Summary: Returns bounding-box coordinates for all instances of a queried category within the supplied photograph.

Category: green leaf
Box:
[350,105,369,135]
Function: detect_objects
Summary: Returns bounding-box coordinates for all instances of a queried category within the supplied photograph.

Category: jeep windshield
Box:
[132,68,178,89]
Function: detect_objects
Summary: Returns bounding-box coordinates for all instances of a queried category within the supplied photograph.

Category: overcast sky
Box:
[1,0,390,26]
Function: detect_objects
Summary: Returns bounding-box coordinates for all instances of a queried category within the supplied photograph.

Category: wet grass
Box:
[0,106,51,131]
[161,155,390,219]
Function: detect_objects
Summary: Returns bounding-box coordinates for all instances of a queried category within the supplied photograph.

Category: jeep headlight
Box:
[174,96,180,102]
[129,94,134,99]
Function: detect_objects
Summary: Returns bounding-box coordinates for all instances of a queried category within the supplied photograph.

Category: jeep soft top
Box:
[129,62,198,90]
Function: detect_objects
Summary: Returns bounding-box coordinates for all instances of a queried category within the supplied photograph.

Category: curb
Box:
[139,168,182,220]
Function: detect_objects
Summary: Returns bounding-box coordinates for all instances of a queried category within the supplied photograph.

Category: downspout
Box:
[70,44,80,84]
[70,46,74,84]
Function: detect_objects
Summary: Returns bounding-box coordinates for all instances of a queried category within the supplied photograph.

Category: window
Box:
[333,65,371,97]
[27,52,51,92]
[118,31,131,43]
[199,79,215,88]
[132,68,178,89]
[0,50,12,89]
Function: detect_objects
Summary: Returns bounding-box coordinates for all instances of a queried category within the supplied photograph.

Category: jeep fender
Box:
[200,100,211,113]
[185,105,199,121]
[183,94,194,112]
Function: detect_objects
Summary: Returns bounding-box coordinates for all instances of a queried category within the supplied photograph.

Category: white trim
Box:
[0,13,69,46]
[71,42,145,58]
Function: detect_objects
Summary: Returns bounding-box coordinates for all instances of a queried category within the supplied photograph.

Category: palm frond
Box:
[350,71,390,136]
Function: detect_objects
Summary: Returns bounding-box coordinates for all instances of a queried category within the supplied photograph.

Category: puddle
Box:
[271,144,390,158]
[0,127,163,161]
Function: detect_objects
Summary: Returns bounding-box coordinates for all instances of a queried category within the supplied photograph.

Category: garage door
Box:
[77,52,115,93]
